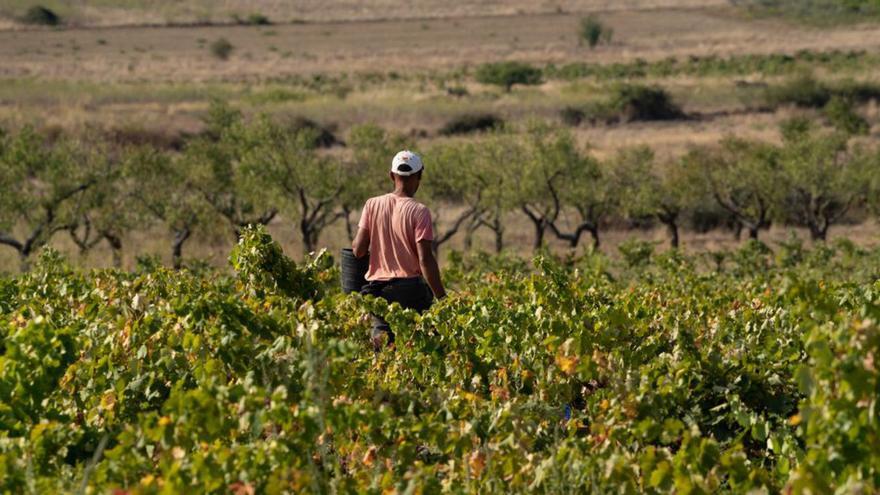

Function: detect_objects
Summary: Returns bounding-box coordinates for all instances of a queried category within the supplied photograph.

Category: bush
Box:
[560,106,586,126]
[579,15,613,48]
[288,117,339,147]
[835,80,880,104]
[446,85,469,97]
[232,13,271,25]
[764,74,831,108]
[209,38,234,60]
[823,96,869,135]
[439,114,504,135]
[475,61,542,92]
[21,5,60,26]
[605,84,684,123]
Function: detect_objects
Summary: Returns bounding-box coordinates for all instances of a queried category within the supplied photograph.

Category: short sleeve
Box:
[414,206,434,242]
[357,200,372,230]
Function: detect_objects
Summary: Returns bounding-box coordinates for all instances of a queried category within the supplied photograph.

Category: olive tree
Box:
[466,131,523,253]
[125,147,214,269]
[65,142,139,267]
[548,150,617,249]
[699,137,780,240]
[422,141,485,253]
[343,124,406,240]
[516,123,574,250]
[184,102,277,241]
[615,146,706,248]
[240,116,345,255]
[776,121,870,241]
[0,127,99,269]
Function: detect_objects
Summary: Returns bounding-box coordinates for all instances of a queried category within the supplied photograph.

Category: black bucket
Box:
[340,248,369,294]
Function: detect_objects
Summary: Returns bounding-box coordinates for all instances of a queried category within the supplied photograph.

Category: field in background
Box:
[1,1,879,271]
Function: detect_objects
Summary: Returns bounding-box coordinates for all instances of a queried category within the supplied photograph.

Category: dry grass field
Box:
[0,1,878,271]
[1,1,729,27]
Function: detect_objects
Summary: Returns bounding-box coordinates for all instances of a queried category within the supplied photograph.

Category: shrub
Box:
[232,13,271,25]
[764,74,831,108]
[21,5,60,26]
[446,85,469,97]
[559,106,586,126]
[246,13,270,25]
[288,117,339,147]
[823,96,869,135]
[475,61,542,92]
[229,225,326,300]
[579,15,613,48]
[835,80,880,104]
[209,38,234,60]
[605,84,684,123]
[439,114,504,135]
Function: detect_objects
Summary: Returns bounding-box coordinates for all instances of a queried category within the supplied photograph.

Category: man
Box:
[352,150,446,351]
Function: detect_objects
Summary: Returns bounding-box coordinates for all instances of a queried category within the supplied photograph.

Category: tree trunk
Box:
[664,221,679,249]
[342,206,355,242]
[532,220,545,250]
[748,226,759,240]
[809,223,828,241]
[463,217,482,251]
[19,250,29,273]
[104,233,123,268]
[171,227,191,270]
[492,213,504,253]
[589,227,600,249]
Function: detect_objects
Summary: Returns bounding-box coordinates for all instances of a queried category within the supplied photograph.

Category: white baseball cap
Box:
[391,150,424,176]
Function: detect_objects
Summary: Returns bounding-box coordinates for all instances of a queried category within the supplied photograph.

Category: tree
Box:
[343,124,405,241]
[466,131,523,253]
[475,62,542,92]
[124,147,213,269]
[0,128,99,270]
[578,15,613,49]
[776,121,869,241]
[548,150,617,249]
[240,116,346,255]
[699,137,780,240]
[422,141,485,253]
[66,143,130,267]
[185,102,277,241]
[615,147,706,249]
[513,123,570,250]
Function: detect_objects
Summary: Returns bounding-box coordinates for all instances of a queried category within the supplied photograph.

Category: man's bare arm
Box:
[352,227,370,258]
[417,240,446,299]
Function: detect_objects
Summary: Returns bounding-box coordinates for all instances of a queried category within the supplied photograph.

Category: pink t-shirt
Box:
[358,193,434,281]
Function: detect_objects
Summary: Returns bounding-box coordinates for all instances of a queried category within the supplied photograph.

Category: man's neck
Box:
[392,186,413,198]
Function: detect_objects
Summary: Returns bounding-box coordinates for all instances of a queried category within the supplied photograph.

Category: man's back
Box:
[358,193,434,281]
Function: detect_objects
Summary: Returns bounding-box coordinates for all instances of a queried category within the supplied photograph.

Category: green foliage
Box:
[2,232,880,491]
[736,0,880,24]
[545,50,877,82]
[229,225,327,299]
[578,15,613,48]
[583,84,684,124]
[439,113,504,136]
[475,61,543,92]
[764,73,832,108]
[696,137,781,239]
[776,122,871,240]
[209,38,234,60]
[232,12,270,25]
[21,5,60,26]
[823,96,869,135]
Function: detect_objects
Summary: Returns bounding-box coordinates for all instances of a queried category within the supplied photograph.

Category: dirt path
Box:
[2,8,880,83]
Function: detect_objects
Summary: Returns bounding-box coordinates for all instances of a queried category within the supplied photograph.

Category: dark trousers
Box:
[361,277,433,351]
